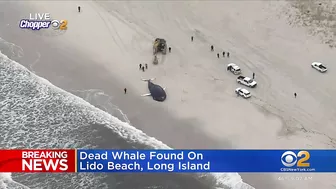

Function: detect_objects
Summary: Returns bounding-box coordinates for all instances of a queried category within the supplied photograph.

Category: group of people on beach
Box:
[190,36,230,58]
[211,45,230,58]
[139,64,148,72]
[192,36,231,59]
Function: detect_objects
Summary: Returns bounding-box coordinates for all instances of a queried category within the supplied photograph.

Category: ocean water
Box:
[0,37,254,189]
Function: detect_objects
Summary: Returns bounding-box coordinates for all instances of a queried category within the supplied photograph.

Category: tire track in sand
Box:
[91,3,126,53]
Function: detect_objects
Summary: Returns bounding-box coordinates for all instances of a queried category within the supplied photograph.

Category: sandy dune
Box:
[17,0,336,188]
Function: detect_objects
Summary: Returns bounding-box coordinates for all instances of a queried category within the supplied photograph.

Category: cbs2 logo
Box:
[281,151,310,167]
[51,20,68,30]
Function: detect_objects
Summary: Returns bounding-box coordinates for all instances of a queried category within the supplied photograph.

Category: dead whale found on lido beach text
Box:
[78,151,211,172]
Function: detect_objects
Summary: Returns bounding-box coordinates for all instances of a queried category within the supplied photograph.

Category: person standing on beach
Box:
[78,6,81,12]
[294,92,297,98]
[142,66,145,72]
[252,72,255,79]
[211,45,214,51]
[145,64,148,69]
[217,53,219,58]
[191,36,194,41]
[139,64,142,70]
[227,52,230,57]
[124,88,127,94]
[168,47,171,53]
[223,51,225,57]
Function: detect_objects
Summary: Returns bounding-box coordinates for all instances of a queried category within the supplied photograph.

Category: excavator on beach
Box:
[152,38,167,65]
[153,38,167,55]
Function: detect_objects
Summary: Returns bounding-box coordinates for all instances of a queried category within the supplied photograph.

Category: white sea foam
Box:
[0,173,12,189]
[0,48,254,189]
[71,89,131,124]
[0,173,30,189]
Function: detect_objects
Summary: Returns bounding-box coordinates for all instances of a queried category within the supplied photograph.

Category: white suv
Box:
[235,87,251,98]
[227,63,241,75]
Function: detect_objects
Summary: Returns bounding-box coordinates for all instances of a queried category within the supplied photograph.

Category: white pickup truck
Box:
[237,76,257,88]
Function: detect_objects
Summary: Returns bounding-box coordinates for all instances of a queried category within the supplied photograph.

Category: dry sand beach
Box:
[1,0,336,189]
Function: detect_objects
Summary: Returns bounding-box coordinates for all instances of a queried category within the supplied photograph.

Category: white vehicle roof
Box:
[228,63,240,69]
[241,88,250,94]
[236,88,250,94]
[312,62,323,66]
[244,77,252,80]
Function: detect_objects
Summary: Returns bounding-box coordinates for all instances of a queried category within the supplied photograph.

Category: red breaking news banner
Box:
[0,149,76,172]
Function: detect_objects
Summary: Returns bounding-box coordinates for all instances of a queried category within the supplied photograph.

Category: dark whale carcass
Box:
[141,78,166,102]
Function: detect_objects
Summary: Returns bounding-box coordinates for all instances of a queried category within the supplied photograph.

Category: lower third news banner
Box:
[1,149,336,172]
